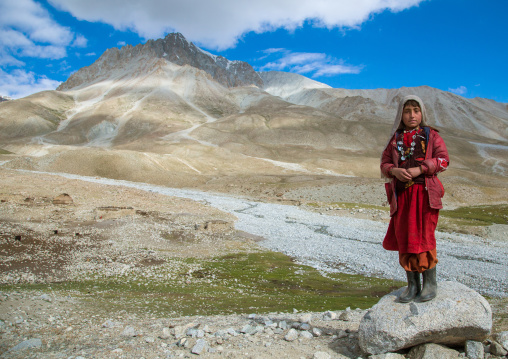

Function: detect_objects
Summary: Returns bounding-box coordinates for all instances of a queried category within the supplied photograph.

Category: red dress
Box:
[382,128,439,272]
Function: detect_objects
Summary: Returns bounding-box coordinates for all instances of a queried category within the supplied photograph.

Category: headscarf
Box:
[383,95,430,153]
[381,95,430,178]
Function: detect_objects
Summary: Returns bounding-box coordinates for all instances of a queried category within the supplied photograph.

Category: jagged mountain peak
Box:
[57,32,262,91]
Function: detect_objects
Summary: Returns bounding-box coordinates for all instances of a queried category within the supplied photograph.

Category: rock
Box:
[465,340,484,359]
[493,331,508,351]
[312,328,323,337]
[9,338,42,352]
[300,313,312,323]
[39,294,52,302]
[359,282,492,355]
[369,354,406,359]
[145,337,155,343]
[160,327,172,339]
[278,321,288,330]
[339,308,355,321]
[240,324,258,335]
[323,311,337,321]
[408,343,460,358]
[176,338,188,347]
[300,323,311,331]
[300,331,314,339]
[284,328,299,342]
[102,319,119,328]
[313,351,331,359]
[173,322,197,338]
[191,339,208,355]
[121,326,138,337]
[490,341,508,356]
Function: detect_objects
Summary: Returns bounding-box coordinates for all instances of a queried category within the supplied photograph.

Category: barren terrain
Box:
[0,163,507,358]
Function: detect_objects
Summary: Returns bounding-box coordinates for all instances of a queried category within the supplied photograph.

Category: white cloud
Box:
[0,69,62,99]
[449,86,467,96]
[48,0,423,49]
[0,0,87,64]
[259,49,362,77]
[117,41,127,46]
[72,35,88,48]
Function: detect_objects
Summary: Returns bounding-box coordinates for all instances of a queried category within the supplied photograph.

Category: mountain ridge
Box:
[1,32,507,207]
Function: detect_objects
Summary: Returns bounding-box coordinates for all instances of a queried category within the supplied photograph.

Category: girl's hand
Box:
[407,167,423,178]
[391,168,412,182]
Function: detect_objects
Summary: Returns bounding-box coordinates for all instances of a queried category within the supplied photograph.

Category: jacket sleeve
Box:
[422,131,449,175]
[380,137,396,178]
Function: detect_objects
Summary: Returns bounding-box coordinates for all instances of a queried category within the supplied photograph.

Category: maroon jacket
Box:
[381,128,449,216]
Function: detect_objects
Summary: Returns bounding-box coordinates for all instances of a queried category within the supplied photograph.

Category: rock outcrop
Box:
[358,281,492,355]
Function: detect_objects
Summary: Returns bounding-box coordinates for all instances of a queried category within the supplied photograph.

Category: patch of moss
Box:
[2,251,402,317]
[0,149,12,155]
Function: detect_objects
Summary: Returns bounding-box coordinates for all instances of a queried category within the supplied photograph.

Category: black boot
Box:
[399,271,421,303]
[419,266,437,302]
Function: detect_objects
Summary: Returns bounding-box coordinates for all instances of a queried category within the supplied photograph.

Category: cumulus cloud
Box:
[48,0,423,49]
[449,86,467,96]
[259,49,362,77]
[0,0,87,63]
[0,69,62,99]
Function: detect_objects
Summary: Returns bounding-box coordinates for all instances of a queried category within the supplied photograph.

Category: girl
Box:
[380,95,449,303]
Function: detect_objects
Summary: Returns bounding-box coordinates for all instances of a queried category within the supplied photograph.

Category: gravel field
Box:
[32,170,508,298]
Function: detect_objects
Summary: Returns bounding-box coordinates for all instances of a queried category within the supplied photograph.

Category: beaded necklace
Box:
[397,127,421,161]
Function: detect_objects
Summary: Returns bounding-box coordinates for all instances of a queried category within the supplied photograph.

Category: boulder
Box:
[358,281,492,355]
[408,343,460,359]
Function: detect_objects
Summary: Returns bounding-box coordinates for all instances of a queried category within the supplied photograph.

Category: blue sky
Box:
[1,0,507,102]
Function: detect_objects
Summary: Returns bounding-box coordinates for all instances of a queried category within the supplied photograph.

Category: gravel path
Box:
[22,170,508,298]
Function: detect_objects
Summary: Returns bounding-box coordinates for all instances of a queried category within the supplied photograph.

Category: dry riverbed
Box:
[0,167,507,358]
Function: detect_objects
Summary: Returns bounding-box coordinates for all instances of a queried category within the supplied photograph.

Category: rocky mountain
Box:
[0,32,507,206]
[58,32,262,91]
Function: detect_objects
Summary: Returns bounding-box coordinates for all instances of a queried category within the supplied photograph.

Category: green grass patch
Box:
[440,204,508,227]
[1,251,402,317]
[0,149,12,155]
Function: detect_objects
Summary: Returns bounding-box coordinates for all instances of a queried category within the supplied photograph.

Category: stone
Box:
[284,328,299,342]
[39,294,52,302]
[191,339,208,355]
[323,311,337,321]
[339,308,356,321]
[300,323,311,331]
[465,340,484,359]
[160,327,172,339]
[408,343,460,358]
[176,338,188,347]
[359,282,492,355]
[490,341,508,356]
[313,351,331,359]
[278,321,288,330]
[493,331,508,351]
[121,326,138,337]
[102,319,118,328]
[300,313,312,323]
[300,331,314,339]
[370,354,406,359]
[9,338,42,352]
[312,328,323,337]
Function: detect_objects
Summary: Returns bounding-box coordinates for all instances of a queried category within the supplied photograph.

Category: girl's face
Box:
[402,104,422,130]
